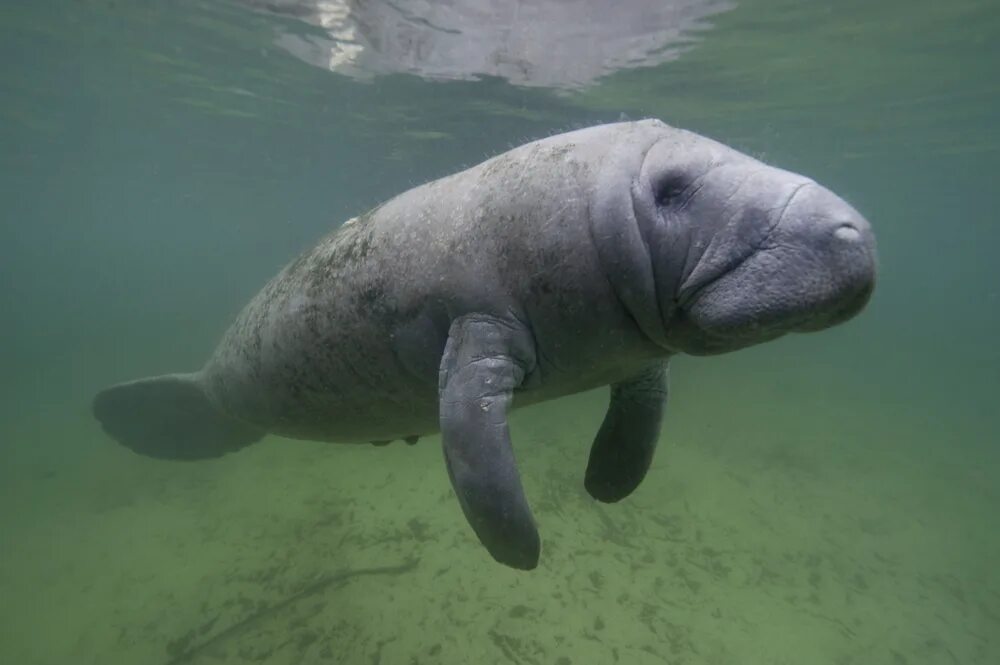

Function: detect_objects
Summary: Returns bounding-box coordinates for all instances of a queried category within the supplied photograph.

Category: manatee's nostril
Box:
[833,223,861,242]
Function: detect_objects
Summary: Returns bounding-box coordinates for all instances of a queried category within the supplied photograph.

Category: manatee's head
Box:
[610,122,877,355]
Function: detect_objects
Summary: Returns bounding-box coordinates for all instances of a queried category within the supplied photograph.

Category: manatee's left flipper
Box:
[438,314,540,570]
[585,362,669,502]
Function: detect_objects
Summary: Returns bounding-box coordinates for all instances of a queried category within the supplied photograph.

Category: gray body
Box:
[205,123,667,442]
[94,120,877,569]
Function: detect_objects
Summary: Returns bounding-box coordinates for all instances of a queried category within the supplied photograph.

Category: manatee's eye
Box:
[653,170,692,206]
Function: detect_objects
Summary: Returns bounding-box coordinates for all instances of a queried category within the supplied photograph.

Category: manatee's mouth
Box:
[665,248,772,357]
[674,242,774,319]
[674,240,876,356]
[675,256,746,312]
[670,266,790,356]
[673,183,808,313]
[792,274,875,332]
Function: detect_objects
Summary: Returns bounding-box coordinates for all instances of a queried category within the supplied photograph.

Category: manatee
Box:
[93,119,876,570]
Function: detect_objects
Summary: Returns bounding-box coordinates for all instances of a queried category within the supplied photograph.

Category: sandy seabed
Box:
[1,362,997,665]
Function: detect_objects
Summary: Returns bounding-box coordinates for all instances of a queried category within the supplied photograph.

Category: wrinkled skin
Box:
[93,120,876,570]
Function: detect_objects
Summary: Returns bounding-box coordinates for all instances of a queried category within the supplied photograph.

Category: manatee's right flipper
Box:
[438,314,540,570]
[585,362,668,502]
[92,373,264,460]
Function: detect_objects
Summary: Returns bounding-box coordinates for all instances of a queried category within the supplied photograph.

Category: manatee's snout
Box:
[663,163,877,355]
[780,183,877,332]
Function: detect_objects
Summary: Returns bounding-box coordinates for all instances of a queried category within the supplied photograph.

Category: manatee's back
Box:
[201,120,671,441]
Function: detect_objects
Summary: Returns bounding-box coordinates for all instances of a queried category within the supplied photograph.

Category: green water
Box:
[1,1,997,663]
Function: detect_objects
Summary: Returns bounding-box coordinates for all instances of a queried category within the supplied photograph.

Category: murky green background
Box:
[1,1,997,663]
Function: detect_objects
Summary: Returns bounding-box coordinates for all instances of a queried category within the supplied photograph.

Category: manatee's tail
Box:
[92,373,264,460]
